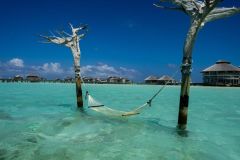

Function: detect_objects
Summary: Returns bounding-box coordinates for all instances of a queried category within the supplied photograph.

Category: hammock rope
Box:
[87,94,148,116]
[80,70,178,117]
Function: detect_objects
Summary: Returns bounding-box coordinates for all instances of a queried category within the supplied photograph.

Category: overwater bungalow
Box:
[144,76,158,84]
[119,77,131,84]
[26,74,41,82]
[158,75,177,85]
[107,76,119,83]
[54,78,63,83]
[106,76,131,84]
[201,60,240,86]
[13,75,24,82]
[97,78,107,84]
[145,75,176,85]
[83,77,95,83]
[64,77,74,83]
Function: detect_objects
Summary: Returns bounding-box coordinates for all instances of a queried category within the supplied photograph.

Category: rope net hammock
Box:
[87,94,150,117]
[82,70,178,117]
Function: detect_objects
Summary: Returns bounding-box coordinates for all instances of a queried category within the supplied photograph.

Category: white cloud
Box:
[32,62,63,74]
[81,63,138,78]
[66,67,74,75]
[43,63,63,73]
[8,58,24,67]
[0,58,139,80]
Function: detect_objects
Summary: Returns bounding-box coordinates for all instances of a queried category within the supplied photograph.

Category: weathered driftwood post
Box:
[41,24,88,107]
[154,0,240,130]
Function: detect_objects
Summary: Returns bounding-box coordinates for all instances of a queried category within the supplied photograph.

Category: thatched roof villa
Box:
[107,76,131,84]
[158,75,177,85]
[26,74,41,82]
[201,60,240,86]
[145,75,177,85]
[81,76,131,84]
[144,76,158,84]
[13,75,24,82]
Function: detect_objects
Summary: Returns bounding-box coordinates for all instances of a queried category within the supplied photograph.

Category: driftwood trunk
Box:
[71,35,84,108]
[177,19,202,130]
[155,0,240,130]
[41,24,87,108]
[75,66,83,107]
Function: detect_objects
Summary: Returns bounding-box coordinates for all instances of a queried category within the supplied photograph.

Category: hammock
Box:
[87,94,149,117]
[83,70,178,117]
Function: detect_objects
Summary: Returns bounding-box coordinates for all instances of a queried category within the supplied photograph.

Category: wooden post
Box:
[154,0,240,130]
[75,66,83,107]
[41,23,88,108]
[177,19,202,130]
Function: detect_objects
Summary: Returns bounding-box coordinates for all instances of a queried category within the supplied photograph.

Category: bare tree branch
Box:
[154,0,206,17]
[203,0,224,14]
[41,23,87,46]
[40,35,70,45]
[153,3,183,11]
[204,0,219,8]
[41,23,88,107]
[62,31,72,37]
[49,31,57,37]
[204,7,240,23]
[78,34,86,40]
[56,30,66,38]
[69,23,74,31]
[154,0,240,130]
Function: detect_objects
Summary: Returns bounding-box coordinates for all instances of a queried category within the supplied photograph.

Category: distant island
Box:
[1,60,239,87]
[0,75,132,84]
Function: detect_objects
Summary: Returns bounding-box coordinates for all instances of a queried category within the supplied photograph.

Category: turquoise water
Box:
[0,83,239,160]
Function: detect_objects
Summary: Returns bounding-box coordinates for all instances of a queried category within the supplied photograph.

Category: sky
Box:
[0,0,239,82]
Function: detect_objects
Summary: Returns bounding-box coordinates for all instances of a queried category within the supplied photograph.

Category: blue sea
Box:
[0,83,239,160]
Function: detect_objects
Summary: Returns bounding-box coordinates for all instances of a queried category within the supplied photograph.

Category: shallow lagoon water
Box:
[0,83,239,160]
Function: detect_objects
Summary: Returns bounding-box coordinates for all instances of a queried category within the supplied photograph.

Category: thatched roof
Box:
[26,74,39,78]
[202,60,240,72]
[144,76,158,81]
[14,75,23,78]
[158,75,174,81]
[107,76,119,80]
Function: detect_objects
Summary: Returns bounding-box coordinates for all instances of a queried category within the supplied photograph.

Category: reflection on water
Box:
[0,83,240,160]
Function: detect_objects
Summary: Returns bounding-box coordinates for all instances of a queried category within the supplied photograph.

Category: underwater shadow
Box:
[0,110,13,120]
[142,117,190,138]
[81,112,190,138]
[56,104,190,138]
